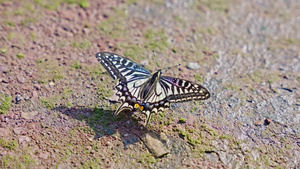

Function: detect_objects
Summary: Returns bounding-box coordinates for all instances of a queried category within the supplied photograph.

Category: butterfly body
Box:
[96,52,210,126]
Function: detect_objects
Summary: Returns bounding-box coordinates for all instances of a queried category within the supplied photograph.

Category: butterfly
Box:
[96,52,210,126]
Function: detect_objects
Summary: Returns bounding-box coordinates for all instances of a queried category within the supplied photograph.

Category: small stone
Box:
[205,152,219,163]
[32,91,38,99]
[19,136,30,145]
[16,94,22,103]
[0,65,10,73]
[83,28,90,34]
[2,78,10,83]
[13,127,24,135]
[49,82,55,87]
[17,76,26,83]
[0,115,5,122]
[33,84,41,90]
[159,132,168,142]
[141,132,169,158]
[0,128,10,137]
[21,111,38,120]
[39,151,49,159]
[187,62,200,69]
[254,119,264,126]
[264,119,272,125]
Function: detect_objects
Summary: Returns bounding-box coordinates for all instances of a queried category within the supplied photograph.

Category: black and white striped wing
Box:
[95,52,151,83]
[96,52,152,114]
[160,76,210,103]
[141,75,210,114]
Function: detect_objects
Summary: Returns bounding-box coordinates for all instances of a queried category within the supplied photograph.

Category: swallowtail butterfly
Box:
[96,52,210,126]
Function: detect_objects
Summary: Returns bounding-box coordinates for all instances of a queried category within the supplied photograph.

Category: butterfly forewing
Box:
[96,52,151,83]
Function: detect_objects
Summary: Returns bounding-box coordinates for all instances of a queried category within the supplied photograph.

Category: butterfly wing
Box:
[141,75,210,112]
[96,52,210,127]
[160,76,210,102]
[139,74,210,126]
[96,52,152,114]
[95,52,151,83]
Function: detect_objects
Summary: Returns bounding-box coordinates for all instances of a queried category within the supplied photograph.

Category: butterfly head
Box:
[151,70,162,83]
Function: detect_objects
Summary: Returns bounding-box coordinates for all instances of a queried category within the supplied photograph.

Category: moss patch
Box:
[0,94,12,114]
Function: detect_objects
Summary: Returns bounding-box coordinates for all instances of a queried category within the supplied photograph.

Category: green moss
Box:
[0,138,18,150]
[41,98,56,109]
[201,124,217,137]
[197,0,229,12]
[219,134,233,140]
[21,17,38,26]
[138,152,157,164]
[144,29,169,52]
[13,8,25,16]
[7,32,14,40]
[37,60,65,83]
[97,88,113,100]
[179,118,186,123]
[99,9,127,38]
[76,0,89,8]
[173,15,184,23]
[194,74,203,82]
[71,60,81,69]
[80,159,101,168]
[16,53,25,59]
[121,44,145,59]
[0,48,7,54]
[30,31,37,41]
[0,94,12,114]
[6,21,15,26]
[35,0,89,10]
[72,40,91,49]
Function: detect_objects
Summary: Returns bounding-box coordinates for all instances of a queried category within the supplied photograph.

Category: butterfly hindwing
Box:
[161,76,210,103]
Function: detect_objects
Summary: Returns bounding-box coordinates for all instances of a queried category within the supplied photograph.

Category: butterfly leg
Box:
[144,110,152,127]
[115,102,132,116]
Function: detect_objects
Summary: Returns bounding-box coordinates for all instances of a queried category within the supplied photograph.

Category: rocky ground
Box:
[0,0,299,168]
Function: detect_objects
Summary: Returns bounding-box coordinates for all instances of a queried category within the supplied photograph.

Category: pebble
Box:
[205,152,219,163]
[140,132,169,158]
[49,82,55,87]
[16,94,22,103]
[264,118,272,125]
[39,152,49,159]
[21,111,38,120]
[187,62,200,69]
[13,127,24,135]
[33,84,41,90]
[0,65,10,73]
[32,91,38,99]
[2,78,10,83]
[19,136,30,145]
[17,76,26,83]
[0,128,10,137]
[254,119,264,126]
